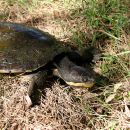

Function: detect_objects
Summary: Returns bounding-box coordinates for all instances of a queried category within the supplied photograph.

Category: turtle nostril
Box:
[82,77,88,82]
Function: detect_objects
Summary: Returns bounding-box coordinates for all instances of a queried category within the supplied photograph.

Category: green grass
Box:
[75,0,128,39]
[82,0,129,81]
[83,0,129,37]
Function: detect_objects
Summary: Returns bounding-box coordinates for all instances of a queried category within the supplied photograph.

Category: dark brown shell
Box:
[0,22,64,73]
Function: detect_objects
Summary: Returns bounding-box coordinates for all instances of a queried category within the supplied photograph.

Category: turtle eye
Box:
[82,77,88,82]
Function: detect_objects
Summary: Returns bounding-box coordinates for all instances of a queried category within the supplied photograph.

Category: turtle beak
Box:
[66,81,95,88]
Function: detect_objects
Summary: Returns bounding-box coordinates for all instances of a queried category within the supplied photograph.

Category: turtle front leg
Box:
[21,71,47,107]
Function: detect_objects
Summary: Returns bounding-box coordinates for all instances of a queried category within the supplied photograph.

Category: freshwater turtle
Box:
[0,22,95,96]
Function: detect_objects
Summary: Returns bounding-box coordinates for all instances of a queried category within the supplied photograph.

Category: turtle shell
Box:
[0,22,64,73]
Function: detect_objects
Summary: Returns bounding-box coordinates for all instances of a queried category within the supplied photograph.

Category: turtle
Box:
[0,22,96,102]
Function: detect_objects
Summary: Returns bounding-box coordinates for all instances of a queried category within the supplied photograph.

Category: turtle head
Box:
[65,66,95,88]
[54,56,95,88]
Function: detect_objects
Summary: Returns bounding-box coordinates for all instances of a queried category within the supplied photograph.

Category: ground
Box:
[0,0,130,129]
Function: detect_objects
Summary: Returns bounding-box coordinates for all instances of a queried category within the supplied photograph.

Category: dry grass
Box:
[1,76,130,130]
[0,0,83,41]
[0,0,130,129]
